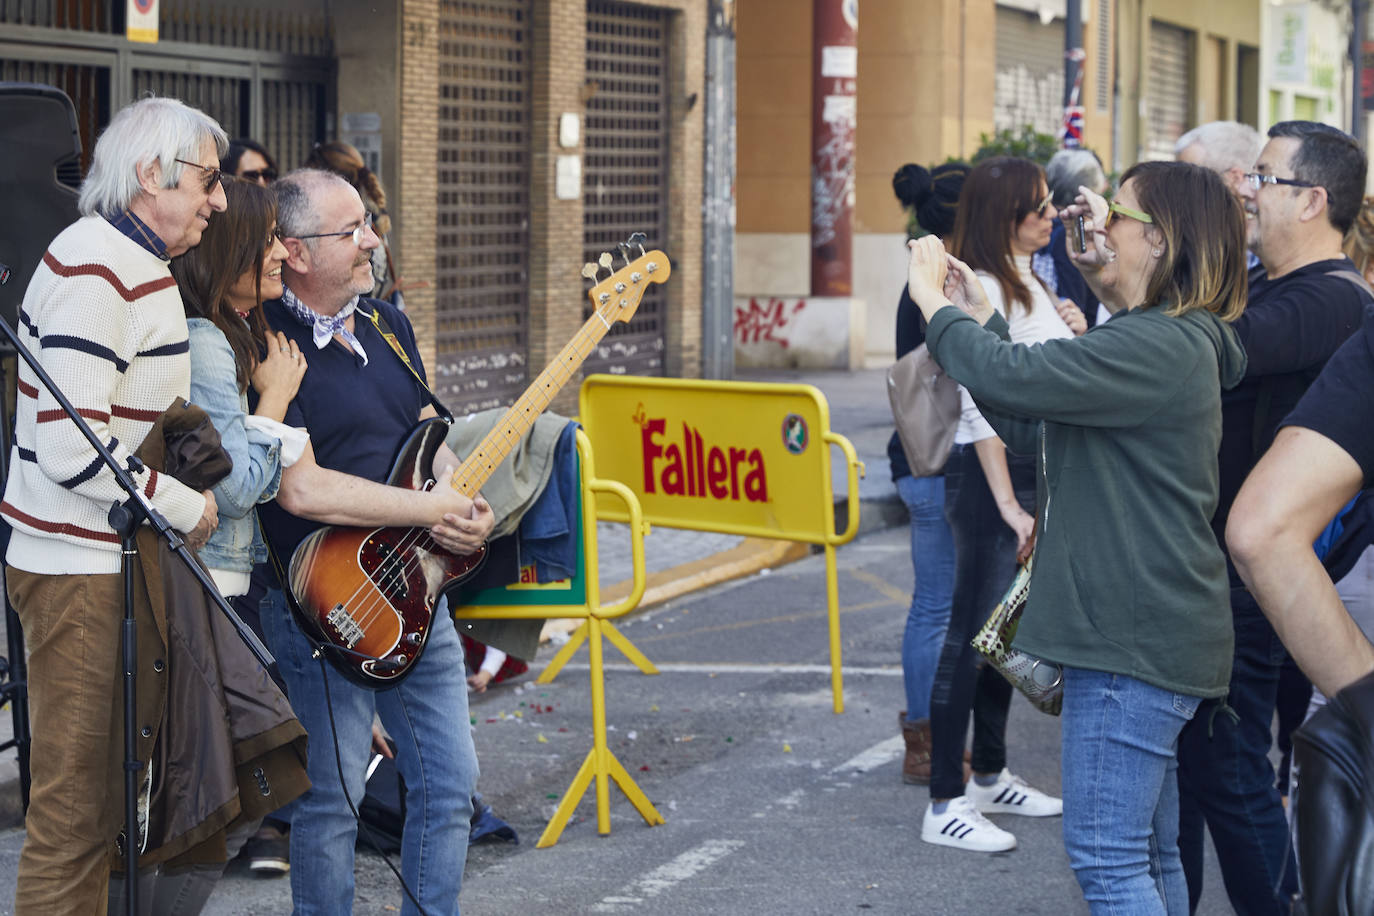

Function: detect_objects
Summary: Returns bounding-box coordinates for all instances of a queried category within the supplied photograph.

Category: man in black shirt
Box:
[1176,121,1371,916]
[1229,310,1374,698]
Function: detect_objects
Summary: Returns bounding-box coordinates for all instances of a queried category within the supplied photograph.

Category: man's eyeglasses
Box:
[293,212,375,246]
[1243,172,1316,191]
[1103,201,1154,229]
[240,168,277,184]
[174,159,224,194]
[1035,190,1055,218]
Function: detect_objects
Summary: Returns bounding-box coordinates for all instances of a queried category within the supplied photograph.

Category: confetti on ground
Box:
[546,793,559,799]
[649,704,659,712]
[783,744,792,753]
[726,737,733,743]
[485,718,498,724]
[639,765,650,772]
[537,734,548,743]
[627,731,638,741]
[558,727,569,733]
[514,711,523,719]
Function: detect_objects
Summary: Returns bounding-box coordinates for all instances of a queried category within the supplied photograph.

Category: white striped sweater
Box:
[3,216,206,575]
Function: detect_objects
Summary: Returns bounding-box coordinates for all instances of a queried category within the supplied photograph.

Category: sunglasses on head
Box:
[173,158,223,194]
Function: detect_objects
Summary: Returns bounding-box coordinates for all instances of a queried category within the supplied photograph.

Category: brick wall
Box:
[399,0,440,374]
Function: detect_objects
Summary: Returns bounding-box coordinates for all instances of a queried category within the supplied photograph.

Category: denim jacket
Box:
[186,318,282,571]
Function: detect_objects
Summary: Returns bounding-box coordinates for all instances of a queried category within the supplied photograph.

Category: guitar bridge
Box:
[326,604,365,648]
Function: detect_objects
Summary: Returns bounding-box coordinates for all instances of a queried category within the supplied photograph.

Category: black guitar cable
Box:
[314,651,434,916]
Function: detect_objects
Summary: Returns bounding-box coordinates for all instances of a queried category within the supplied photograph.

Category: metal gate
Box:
[582,0,670,377]
[0,0,332,174]
[433,0,533,414]
[1146,20,1193,161]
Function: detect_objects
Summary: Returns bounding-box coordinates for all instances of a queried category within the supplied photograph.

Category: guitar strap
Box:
[359,301,454,423]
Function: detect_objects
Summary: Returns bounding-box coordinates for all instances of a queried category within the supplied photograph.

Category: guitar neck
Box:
[450,312,609,498]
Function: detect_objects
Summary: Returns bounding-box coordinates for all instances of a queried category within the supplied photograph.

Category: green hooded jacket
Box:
[926,303,1248,698]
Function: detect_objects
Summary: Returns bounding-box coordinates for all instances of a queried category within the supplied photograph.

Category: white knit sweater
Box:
[3,216,206,574]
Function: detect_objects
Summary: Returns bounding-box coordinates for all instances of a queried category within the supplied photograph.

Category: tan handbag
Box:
[886,343,959,478]
[971,552,1064,716]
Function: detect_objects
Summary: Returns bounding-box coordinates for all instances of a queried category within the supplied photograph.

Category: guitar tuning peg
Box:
[581,262,599,280]
[598,252,614,271]
[616,240,633,266]
[626,231,647,251]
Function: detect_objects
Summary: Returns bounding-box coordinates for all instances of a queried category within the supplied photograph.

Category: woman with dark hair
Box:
[906,160,1248,910]
[888,161,967,785]
[221,138,279,186]
[919,156,1073,853]
[165,178,309,901]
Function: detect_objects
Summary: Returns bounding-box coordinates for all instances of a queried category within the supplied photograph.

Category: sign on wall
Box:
[1270,4,1309,84]
[126,0,159,43]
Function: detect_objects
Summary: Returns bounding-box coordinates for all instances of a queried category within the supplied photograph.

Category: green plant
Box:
[971,125,1061,167]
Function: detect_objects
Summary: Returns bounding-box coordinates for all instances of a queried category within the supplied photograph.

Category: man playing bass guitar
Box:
[251,168,494,915]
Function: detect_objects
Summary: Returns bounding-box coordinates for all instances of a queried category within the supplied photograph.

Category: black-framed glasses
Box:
[1244,171,1316,191]
[240,168,277,184]
[173,158,224,193]
[293,212,375,246]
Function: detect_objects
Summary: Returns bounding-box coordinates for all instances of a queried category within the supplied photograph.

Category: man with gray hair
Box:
[2,95,226,910]
[1034,148,1108,327]
[252,167,495,913]
[1176,120,1265,199]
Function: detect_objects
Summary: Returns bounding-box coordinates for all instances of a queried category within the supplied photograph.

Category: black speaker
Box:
[0,83,82,333]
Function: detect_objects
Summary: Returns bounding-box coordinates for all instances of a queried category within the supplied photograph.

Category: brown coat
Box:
[124,401,309,869]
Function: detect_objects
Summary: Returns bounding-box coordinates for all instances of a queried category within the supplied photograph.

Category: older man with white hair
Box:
[2,95,226,912]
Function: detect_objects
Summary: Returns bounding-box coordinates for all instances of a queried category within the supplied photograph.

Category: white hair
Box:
[1046,149,1107,207]
[1174,121,1264,174]
[78,96,228,218]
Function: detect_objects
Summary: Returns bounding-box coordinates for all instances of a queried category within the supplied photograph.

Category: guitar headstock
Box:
[584,234,671,325]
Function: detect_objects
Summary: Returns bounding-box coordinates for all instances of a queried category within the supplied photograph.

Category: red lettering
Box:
[682,422,696,497]
[639,416,769,504]
[728,447,746,500]
[663,443,686,495]
[642,418,665,493]
[707,447,728,498]
[744,449,768,502]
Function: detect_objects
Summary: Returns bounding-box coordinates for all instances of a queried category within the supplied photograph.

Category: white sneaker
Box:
[965,768,1063,817]
[920,796,1017,852]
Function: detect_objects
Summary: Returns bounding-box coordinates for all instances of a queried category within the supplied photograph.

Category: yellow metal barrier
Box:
[577,375,865,713]
[453,429,665,847]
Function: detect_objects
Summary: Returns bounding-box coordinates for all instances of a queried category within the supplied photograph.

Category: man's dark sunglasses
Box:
[174,158,224,193]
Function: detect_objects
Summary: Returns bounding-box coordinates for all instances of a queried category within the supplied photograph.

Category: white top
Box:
[953,256,1075,445]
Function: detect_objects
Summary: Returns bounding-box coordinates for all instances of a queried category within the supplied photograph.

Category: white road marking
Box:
[832,735,904,774]
[592,839,745,911]
[554,662,902,676]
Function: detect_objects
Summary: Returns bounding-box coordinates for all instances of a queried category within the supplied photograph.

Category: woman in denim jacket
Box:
[172,178,308,598]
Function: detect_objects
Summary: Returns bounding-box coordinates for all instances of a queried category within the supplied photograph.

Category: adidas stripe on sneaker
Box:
[920,796,1017,852]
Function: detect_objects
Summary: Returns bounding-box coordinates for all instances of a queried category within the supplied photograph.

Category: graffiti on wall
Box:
[994,64,1064,137]
[735,298,807,348]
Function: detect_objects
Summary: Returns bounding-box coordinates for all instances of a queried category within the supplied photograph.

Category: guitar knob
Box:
[404,633,423,647]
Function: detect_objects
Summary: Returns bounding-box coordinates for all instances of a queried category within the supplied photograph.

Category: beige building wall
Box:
[1115,0,1261,168]
[737,0,995,366]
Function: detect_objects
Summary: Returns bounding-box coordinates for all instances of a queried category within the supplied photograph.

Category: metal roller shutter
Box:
[1146,20,1193,161]
[434,0,533,413]
[994,6,1064,137]
[583,0,669,377]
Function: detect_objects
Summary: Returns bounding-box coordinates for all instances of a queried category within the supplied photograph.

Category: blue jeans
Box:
[928,445,1035,799]
[260,587,478,915]
[1062,667,1201,915]
[1176,588,1297,915]
[896,473,955,721]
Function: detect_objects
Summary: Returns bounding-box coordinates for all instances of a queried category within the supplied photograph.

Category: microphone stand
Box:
[0,316,276,916]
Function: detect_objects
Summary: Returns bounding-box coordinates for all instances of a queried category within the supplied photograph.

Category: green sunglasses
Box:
[1104,201,1153,228]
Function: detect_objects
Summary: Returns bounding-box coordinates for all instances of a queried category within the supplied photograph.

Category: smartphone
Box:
[1071,215,1087,253]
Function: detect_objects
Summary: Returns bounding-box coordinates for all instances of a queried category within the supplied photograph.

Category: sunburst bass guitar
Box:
[287,241,670,687]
